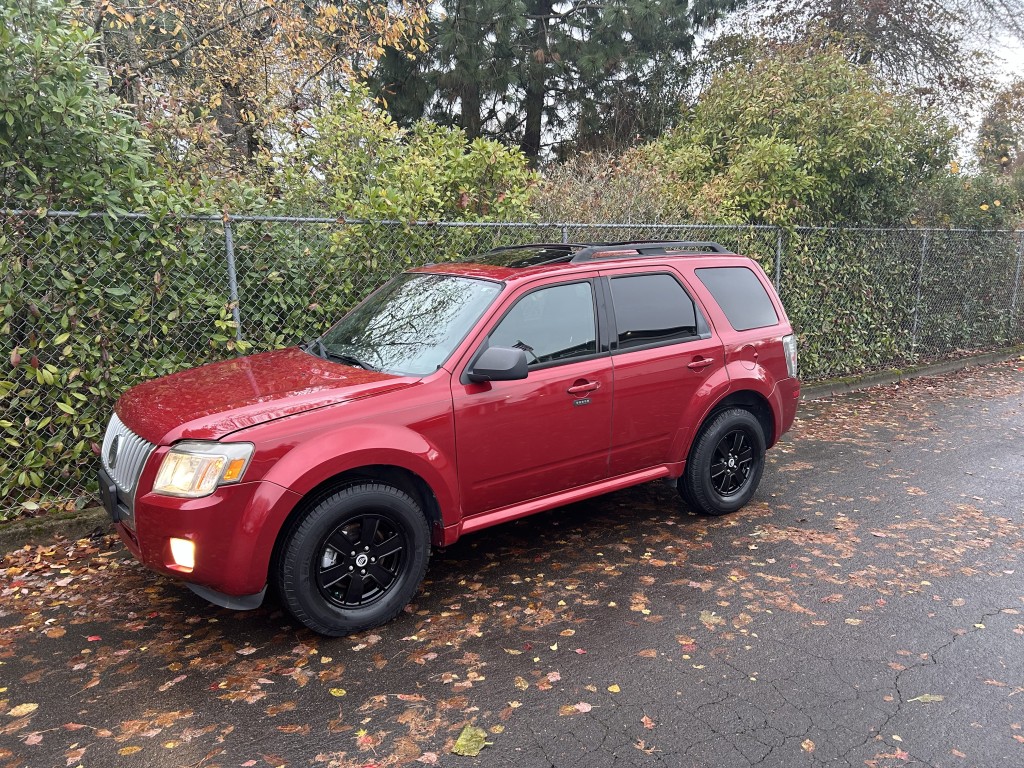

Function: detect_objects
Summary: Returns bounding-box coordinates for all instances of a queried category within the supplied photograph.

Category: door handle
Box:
[567,381,601,395]
[687,357,715,371]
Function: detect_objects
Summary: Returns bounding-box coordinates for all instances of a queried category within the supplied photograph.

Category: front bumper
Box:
[106,469,301,602]
[98,466,126,526]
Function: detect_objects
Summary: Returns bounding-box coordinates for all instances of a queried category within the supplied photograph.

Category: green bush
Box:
[0,213,246,512]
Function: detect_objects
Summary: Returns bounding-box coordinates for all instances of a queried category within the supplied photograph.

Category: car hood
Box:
[116,347,417,444]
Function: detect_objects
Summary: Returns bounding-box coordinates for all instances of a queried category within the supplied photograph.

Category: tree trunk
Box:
[519,0,553,162]
[462,80,482,139]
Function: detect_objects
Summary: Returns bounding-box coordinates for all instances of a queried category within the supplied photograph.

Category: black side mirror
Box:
[467,346,529,383]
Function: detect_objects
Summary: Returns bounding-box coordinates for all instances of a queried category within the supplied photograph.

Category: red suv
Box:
[98,242,800,635]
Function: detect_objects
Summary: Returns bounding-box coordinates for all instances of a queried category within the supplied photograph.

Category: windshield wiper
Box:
[304,339,377,371]
[328,351,377,371]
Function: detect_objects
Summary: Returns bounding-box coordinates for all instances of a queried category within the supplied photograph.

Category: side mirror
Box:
[467,346,529,383]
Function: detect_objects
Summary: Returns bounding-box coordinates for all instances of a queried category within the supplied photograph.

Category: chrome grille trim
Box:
[101,413,155,496]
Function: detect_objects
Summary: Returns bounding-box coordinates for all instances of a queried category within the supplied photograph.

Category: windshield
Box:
[316,273,501,376]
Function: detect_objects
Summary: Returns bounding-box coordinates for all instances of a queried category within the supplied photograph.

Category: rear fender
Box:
[698,361,783,447]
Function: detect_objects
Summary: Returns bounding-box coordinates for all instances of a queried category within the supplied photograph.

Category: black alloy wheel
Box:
[680,407,766,516]
[316,513,408,609]
[710,428,755,497]
[277,483,430,636]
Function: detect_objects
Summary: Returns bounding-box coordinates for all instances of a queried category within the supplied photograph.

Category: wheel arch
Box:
[268,464,444,584]
[697,389,775,451]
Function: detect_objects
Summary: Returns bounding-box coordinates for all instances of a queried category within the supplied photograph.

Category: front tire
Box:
[276,483,430,636]
[680,408,766,516]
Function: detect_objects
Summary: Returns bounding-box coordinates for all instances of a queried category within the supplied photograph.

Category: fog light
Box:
[169,538,195,571]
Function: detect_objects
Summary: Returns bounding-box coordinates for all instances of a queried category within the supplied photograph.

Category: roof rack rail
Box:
[570,240,734,263]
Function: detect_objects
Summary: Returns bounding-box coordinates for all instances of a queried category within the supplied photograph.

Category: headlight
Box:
[153,441,254,498]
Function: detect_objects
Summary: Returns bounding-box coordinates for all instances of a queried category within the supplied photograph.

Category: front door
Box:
[452,279,613,516]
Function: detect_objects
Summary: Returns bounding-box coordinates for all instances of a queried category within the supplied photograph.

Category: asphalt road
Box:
[2,359,1023,768]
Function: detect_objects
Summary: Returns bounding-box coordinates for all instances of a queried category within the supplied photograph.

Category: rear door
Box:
[601,268,725,476]
[451,277,614,516]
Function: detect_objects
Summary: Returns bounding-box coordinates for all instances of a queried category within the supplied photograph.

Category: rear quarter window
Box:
[696,267,779,331]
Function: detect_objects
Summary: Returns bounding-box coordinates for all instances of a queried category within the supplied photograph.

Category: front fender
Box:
[251,421,460,539]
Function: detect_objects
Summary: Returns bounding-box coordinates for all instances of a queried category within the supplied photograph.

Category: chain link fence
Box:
[2,210,1023,516]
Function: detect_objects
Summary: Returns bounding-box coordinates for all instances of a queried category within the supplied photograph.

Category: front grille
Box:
[101,413,155,496]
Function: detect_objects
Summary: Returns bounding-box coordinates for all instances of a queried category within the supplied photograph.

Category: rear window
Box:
[696,267,779,331]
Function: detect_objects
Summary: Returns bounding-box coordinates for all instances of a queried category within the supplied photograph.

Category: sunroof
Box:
[471,244,583,268]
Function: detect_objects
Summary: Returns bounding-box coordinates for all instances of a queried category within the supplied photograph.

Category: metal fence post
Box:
[561,224,569,244]
[1010,232,1024,341]
[222,215,244,344]
[910,231,930,357]
[774,227,783,292]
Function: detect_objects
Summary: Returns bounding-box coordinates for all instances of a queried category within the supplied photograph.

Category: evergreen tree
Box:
[371,0,738,162]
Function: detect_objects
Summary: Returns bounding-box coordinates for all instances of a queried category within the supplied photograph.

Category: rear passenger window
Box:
[696,267,779,331]
[610,274,701,349]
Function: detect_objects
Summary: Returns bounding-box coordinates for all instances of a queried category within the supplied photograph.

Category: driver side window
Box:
[489,282,597,367]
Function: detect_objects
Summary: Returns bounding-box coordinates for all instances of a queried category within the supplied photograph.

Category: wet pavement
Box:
[1,359,1023,768]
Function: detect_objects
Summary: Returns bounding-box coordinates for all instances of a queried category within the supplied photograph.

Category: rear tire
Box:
[680,408,766,516]
[276,483,430,636]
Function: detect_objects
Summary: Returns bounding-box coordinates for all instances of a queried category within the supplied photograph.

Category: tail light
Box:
[782,334,798,378]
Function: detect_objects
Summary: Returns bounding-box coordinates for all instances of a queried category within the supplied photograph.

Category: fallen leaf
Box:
[451,725,490,756]
[117,746,141,756]
[265,702,297,717]
[641,715,655,730]
[8,703,38,717]
[514,677,529,691]
[699,610,724,629]
[23,733,42,746]
[801,739,815,752]
[634,739,657,754]
[329,688,347,697]
[608,684,621,693]
[908,694,944,703]
[417,753,439,765]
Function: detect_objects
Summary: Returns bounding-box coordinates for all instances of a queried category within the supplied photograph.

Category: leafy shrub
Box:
[536,46,954,227]
[0,0,153,210]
